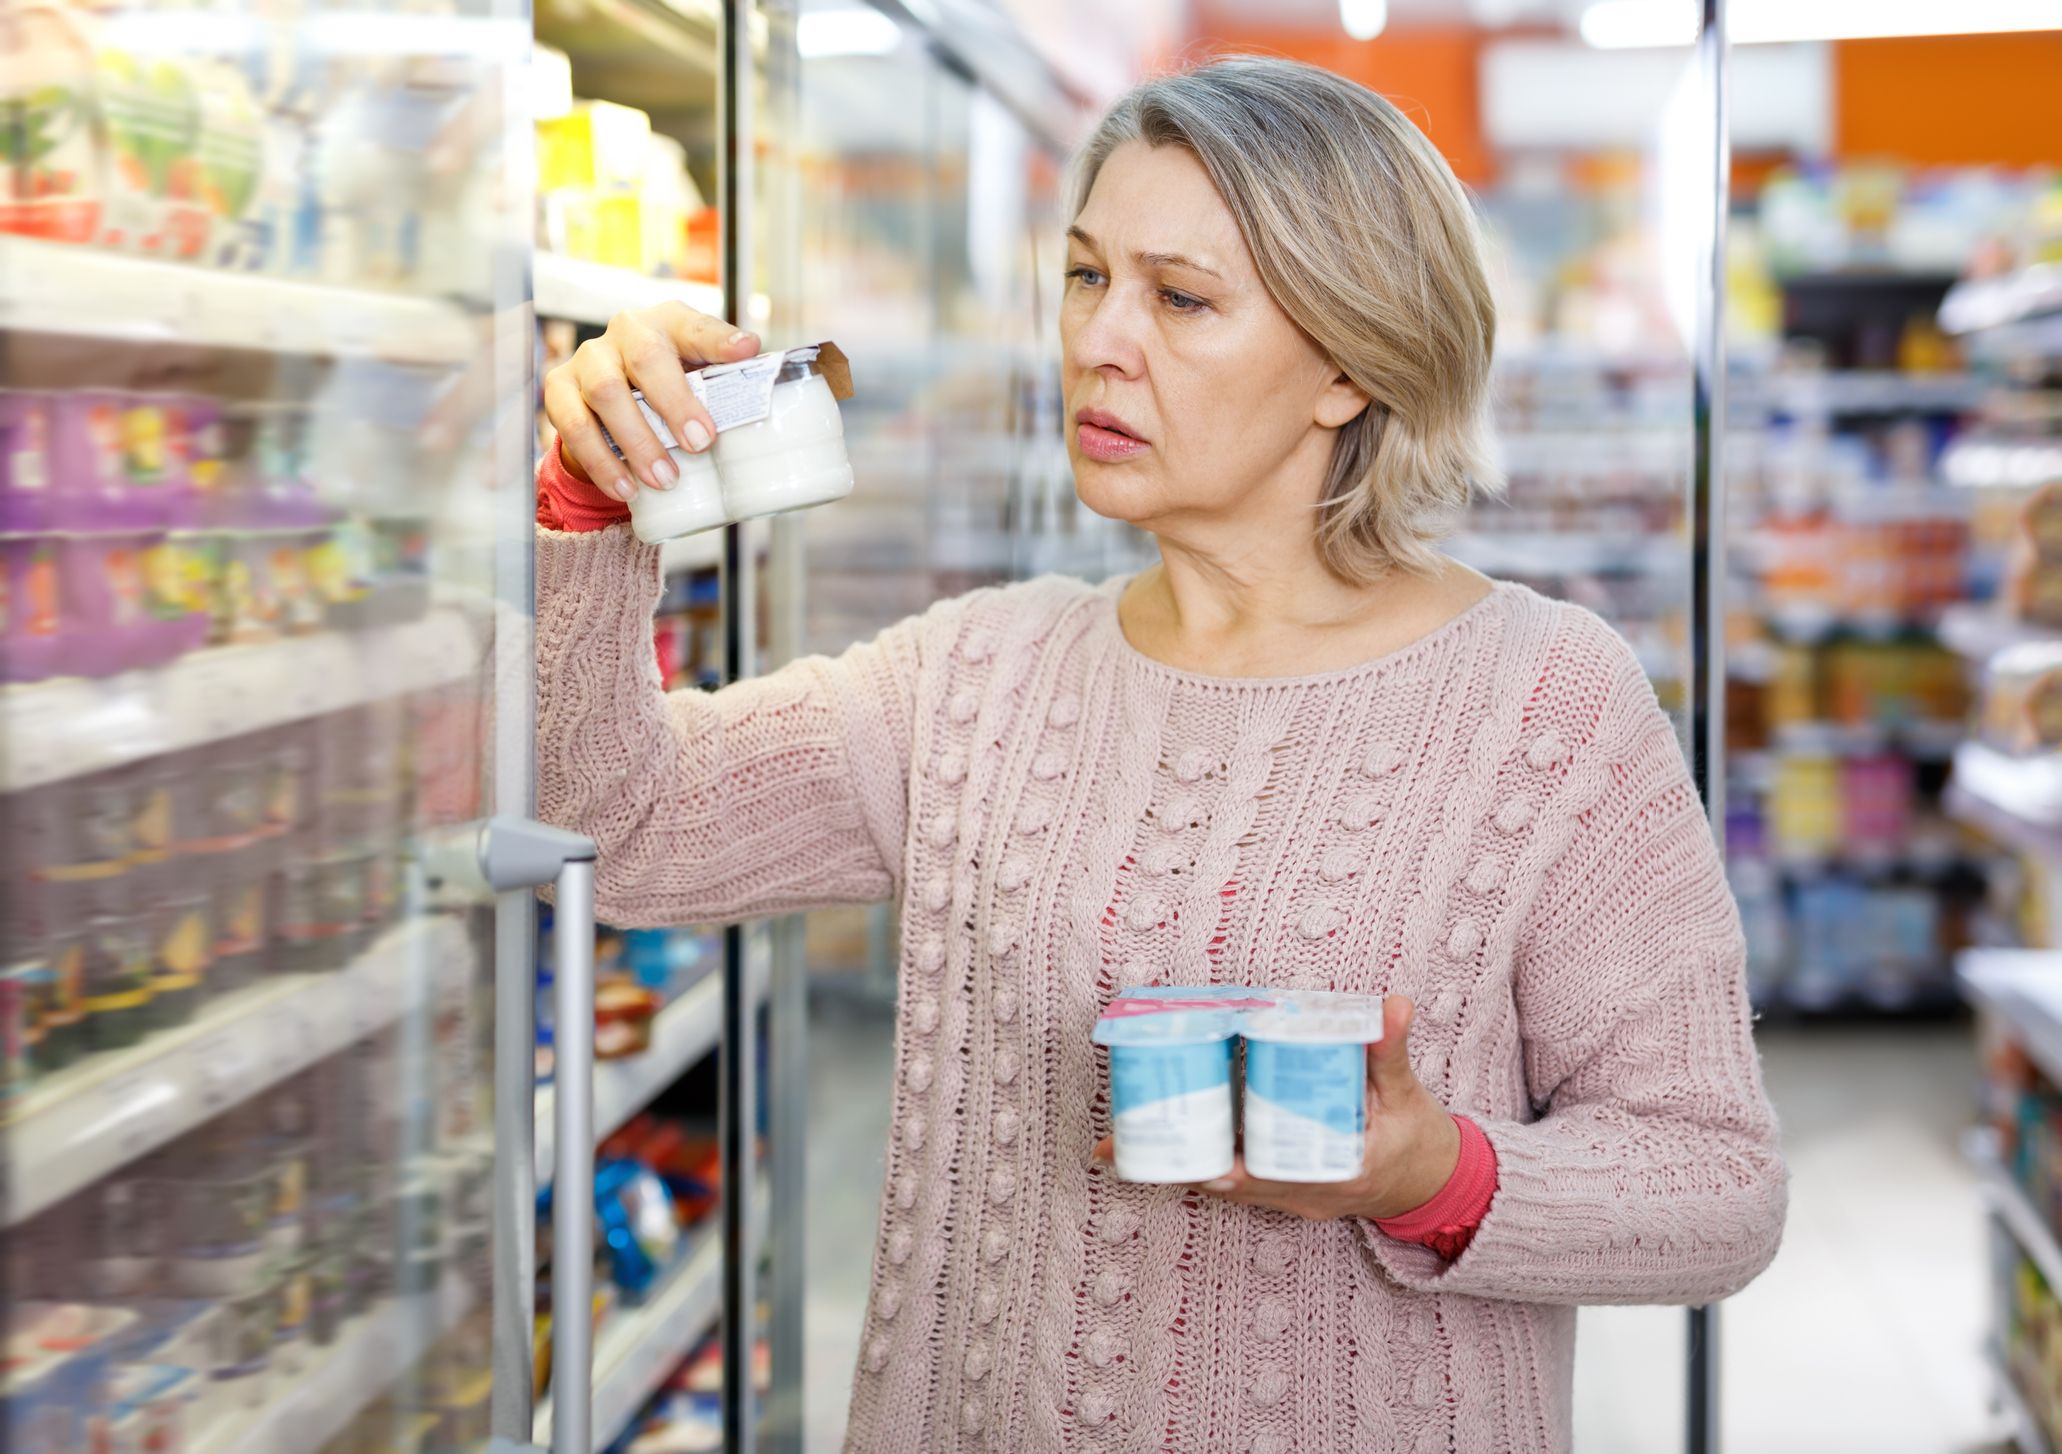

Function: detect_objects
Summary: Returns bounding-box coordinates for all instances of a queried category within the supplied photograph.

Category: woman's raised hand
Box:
[542,302,760,502]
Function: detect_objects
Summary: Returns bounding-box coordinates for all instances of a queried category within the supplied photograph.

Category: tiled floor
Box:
[803,1012,2015,1452]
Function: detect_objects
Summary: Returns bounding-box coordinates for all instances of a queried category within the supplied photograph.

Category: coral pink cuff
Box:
[1374,1114,1497,1258]
[538,436,631,532]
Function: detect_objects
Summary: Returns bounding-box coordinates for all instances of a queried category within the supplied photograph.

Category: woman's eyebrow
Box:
[1066,225,1225,281]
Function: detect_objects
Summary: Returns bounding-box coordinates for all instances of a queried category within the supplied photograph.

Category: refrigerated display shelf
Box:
[1742,370,1986,416]
[0,609,476,793]
[0,236,474,365]
[1941,437,2062,491]
[2,915,469,1225]
[1989,1340,2056,1454]
[1443,531,1680,578]
[1947,744,2062,865]
[1941,605,2061,664]
[534,927,767,1185]
[534,252,725,328]
[531,1180,770,1451]
[1970,1128,2062,1298]
[1752,719,1964,762]
[194,1271,475,1454]
[1755,977,1962,1021]
[1960,951,2062,1095]
[1941,262,2062,336]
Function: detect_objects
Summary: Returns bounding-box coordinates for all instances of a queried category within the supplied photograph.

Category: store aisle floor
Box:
[804,1008,2011,1452]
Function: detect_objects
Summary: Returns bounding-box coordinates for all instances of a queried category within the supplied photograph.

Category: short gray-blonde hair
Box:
[1072,56,1500,580]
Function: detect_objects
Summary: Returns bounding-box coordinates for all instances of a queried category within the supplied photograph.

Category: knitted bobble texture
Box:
[534,522,1787,1454]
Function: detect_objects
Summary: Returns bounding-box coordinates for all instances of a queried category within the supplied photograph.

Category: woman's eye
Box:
[1161,289,1205,313]
[1065,265,1105,287]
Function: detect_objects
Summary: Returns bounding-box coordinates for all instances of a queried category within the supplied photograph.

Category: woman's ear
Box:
[1316,369,1373,430]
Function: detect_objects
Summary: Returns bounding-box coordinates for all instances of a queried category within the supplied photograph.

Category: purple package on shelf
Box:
[0,537,65,683]
[0,392,56,533]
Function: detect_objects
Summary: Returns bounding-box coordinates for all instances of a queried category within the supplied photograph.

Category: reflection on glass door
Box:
[0,4,531,1451]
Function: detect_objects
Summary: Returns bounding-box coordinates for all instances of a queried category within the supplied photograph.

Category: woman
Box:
[535,55,1786,1454]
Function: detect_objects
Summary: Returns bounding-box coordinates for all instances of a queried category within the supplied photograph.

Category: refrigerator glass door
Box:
[0,5,535,1453]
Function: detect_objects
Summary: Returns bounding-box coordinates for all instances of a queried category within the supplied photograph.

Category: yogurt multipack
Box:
[1092,986,1385,1185]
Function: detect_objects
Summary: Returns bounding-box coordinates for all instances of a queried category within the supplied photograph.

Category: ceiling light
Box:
[1341,0,1389,42]
[797,5,903,58]
[1581,0,2062,47]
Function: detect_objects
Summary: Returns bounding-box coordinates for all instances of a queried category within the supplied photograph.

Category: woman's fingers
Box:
[619,322,717,464]
[542,363,632,499]
[643,300,759,369]
[573,338,674,494]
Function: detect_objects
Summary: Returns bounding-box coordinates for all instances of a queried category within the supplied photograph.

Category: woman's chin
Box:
[1071,459,1162,527]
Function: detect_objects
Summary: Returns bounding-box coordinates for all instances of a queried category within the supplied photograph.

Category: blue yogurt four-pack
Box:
[1092,986,1385,1184]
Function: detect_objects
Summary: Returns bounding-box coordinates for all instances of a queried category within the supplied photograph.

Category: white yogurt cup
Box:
[621,400,728,544]
[1240,995,1384,1183]
[1099,1013,1237,1184]
[712,363,854,522]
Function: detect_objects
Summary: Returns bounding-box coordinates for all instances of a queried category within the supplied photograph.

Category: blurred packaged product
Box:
[1978,640,2062,755]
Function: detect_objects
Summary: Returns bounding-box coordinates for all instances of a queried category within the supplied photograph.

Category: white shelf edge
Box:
[1941,262,2062,336]
[1971,1128,2062,1299]
[535,926,768,1185]
[3,915,470,1226]
[0,608,476,793]
[1947,744,2062,866]
[195,1271,475,1454]
[1940,604,2062,664]
[0,236,475,365]
[534,253,725,327]
[1987,1339,2055,1454]
[533,1180,770,1450]
[1960,952,2062,1095]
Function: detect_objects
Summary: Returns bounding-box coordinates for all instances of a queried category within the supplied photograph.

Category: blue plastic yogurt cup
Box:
[1240,994,1384,1183]
[1095,1008,1238,1184]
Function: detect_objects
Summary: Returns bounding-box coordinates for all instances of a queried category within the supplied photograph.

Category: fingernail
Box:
[1202,1179,1235,1192]
[649,454,678,489]
[684,420,713,452]
[611,474,637,501]
[726,330,757,352]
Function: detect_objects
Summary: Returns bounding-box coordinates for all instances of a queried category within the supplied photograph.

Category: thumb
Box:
[1365,994,1419,1100]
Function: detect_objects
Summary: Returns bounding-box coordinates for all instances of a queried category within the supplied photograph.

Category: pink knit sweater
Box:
[535,523,1787,1454]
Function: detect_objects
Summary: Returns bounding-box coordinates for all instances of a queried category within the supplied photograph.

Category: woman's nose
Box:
[1066,290,1147,378]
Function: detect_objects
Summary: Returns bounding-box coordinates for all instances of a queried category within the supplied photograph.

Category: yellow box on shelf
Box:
[536,100,652,193]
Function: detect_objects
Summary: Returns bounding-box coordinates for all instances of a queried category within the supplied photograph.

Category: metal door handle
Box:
[450,817,599,1454]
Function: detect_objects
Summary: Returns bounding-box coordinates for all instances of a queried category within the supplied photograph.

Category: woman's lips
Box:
[1078,421,1150,462]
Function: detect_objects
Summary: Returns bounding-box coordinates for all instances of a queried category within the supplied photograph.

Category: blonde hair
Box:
[1071,55,1500,580]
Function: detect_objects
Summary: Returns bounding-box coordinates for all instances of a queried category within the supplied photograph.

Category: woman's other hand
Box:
[1092,995,1462,1222]
[542,303,760,502]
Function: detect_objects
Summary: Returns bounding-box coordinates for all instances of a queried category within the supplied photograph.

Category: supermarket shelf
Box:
[532,1180,770,1451]
[1444,530,1679,578]
[658,516,770,576]
[0,608,476,792]
[1941,604,2062,663]
[1947,743,2062,864]
[1970,1127,2062,1298]
[1960,951,2062,1093]
[1754,719,1964,762]
[1493,430,1684,475]
[196,1272,475,1454]
[1941,262,2062,336]
[1758,600,1944,645]
[1755,975,1963,1021]
[2,916,469,1226]
[1988,1340,2054,1454]
[1743,370,1986,416]
[0,236,474,365]
[535,927,767,1185]
[534,252,725,327]
[1941,437,2062,491]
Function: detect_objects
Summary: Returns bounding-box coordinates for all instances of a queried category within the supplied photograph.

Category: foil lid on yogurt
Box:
[682,341,853,432]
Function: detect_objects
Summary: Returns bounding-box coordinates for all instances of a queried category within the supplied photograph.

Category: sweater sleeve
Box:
[535,521,928,928]
[1363,647,1787,1306]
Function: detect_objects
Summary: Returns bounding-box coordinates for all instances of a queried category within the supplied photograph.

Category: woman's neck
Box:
[1118,531,1493,680]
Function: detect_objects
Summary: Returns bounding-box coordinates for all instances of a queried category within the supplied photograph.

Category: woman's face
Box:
[1060,140,1369,541]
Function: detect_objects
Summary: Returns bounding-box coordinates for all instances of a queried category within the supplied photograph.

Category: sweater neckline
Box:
[1094,573,1517,691]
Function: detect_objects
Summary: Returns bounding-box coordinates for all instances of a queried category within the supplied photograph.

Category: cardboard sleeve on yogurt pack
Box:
[607,340,854,453]
[1091,984,1386,1048]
